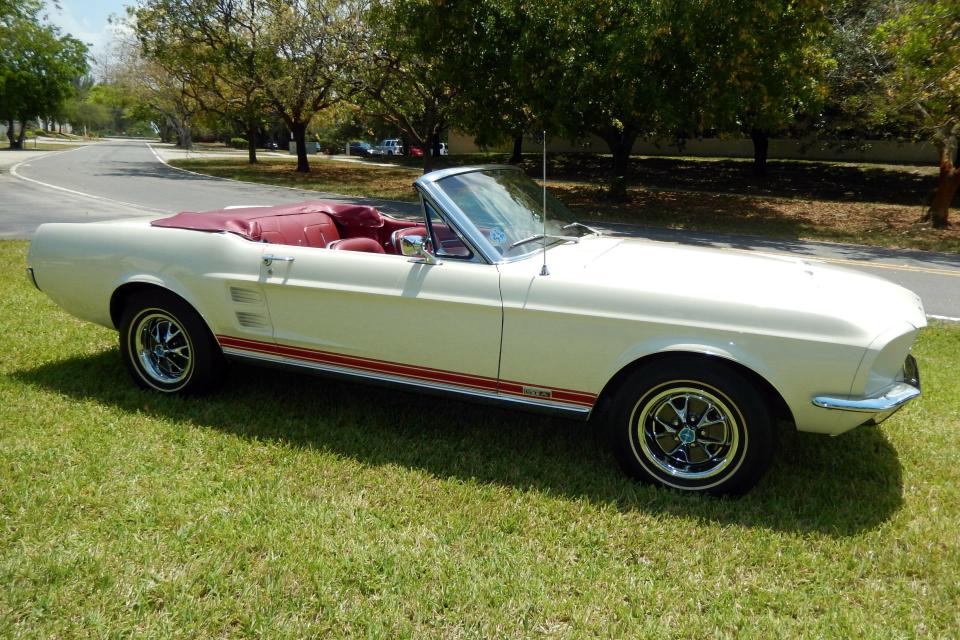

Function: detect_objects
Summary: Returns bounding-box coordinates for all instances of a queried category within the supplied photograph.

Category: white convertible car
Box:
[27,165,925,494]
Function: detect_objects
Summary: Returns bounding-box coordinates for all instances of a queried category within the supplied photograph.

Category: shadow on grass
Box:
[375,153,937,206]
[16,351,903,537]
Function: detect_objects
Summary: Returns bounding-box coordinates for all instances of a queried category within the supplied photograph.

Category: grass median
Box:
[2,239,958,637]
[171,155,960,253]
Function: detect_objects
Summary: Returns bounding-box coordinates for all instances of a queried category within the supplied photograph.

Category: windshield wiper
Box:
[508,234,580,250]
[563,221,602,236]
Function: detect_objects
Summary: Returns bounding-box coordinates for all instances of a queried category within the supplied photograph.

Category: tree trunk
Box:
[292,121,309,173]
[922,137,959,229]
[509,134,523,164]
[6,119,15,149]
[751,128,769,179]
[601,130,637,200]
[247,122,258,164]
[16,121,27,149]
[422,142,434,174]
[430,131,442,157]
[179,125,193,150]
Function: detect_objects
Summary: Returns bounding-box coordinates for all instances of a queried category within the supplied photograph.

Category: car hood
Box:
[516,237,927,341]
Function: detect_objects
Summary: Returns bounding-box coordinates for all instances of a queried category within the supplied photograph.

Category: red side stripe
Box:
[217,335,596,407]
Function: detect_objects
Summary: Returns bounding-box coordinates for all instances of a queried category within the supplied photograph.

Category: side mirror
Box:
[400,234,442,265]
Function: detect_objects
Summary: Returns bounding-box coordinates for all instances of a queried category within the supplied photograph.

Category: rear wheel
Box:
[607,356,774,495]
[119,290,224,395]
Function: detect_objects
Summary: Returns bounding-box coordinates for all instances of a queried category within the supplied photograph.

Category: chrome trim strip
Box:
[223,347,593,419]
[813,354,921,413]
[812,383,921,412]
[26,267,40,291]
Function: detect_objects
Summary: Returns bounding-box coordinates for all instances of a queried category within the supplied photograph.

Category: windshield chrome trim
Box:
[421,196,485,264]
[416,177,502,264]
[415,164,570,265]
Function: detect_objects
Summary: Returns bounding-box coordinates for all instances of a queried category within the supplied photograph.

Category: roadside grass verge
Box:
[170,157,420,202]
[2,239,959,637]
[171,156,959,253]
[6,142,83,152]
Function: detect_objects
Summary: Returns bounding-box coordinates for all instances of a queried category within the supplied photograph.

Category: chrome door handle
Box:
[262,254,295,266]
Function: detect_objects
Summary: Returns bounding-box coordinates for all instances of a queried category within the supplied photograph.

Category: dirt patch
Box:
[554,183,960,253]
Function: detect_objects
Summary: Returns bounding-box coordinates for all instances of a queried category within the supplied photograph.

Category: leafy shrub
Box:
[229,137,248,149]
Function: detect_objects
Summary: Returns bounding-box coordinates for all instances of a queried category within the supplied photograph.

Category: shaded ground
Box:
[552,183,960,254]
[379,152,942,206]
[172,153,960,253]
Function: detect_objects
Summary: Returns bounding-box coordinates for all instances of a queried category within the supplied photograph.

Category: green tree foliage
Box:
[877,0,960,228]
[0,0,88,148]
[62,76,113,136]
[256,0,362,171]
[443,0,829,190]
[135,0,268,162]
[353,0,467,173]
[819,0,901,139]
[134,0,361,171]
[554,1,674,196]
[680,0,830,178]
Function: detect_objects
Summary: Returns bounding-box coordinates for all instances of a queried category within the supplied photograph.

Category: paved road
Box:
[5,138,959,319]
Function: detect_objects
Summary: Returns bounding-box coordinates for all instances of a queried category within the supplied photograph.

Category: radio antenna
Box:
[540,130,549,276]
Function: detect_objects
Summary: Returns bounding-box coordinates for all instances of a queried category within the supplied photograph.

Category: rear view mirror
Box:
[400,234,442,265]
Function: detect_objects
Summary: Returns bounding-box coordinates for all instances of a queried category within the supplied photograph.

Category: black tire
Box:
[607,356,775,495]
[119,290,225,395]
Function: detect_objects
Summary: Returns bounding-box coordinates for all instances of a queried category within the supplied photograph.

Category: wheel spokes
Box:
[135,314,192,384]
[638,387,739,480]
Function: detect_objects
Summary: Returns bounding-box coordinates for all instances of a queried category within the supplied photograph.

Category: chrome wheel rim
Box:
[133,312,193,385]
[632,386,741,480]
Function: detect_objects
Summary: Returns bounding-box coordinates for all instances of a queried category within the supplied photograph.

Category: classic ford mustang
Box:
[27,165,925,494]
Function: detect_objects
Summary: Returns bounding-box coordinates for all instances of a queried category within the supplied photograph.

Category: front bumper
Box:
[812,355,921,425]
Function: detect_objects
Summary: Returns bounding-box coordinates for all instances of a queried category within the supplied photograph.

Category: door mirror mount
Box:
[399,234,442,265]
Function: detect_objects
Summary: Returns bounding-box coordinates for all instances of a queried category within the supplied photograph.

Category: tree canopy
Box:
[1,0,89,147]
[876,0,960,227]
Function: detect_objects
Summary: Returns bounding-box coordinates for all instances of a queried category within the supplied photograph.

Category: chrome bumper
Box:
[812,355,921,424]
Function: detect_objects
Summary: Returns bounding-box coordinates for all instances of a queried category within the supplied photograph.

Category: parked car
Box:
[348,141,374,157]
[372,138,403,155]
[27,165,925,495]
[264,141,279,150]
[409,143,447,157]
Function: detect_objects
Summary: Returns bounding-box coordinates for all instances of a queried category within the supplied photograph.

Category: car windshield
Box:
[434,168,584,260]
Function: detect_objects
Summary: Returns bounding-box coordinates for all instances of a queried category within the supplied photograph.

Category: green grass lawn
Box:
[2,239,958,637]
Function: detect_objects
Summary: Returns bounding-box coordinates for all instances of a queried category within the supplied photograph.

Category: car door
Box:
[254,226,503,395]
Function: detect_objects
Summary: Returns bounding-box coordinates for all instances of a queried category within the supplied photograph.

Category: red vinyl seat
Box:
[326,237,385,253]
[257,212,339,247]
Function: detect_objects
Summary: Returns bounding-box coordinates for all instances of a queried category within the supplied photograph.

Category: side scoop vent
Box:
[235,311,270,329]
[230,286,264,304]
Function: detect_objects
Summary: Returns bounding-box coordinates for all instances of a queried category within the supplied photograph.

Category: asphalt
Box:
[4,138,959,319]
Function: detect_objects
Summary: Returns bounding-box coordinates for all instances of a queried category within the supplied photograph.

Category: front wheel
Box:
[119,290,225,395]
[607,357,775,495]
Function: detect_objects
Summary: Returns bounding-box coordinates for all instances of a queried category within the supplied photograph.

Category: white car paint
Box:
[26,168,925,438]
